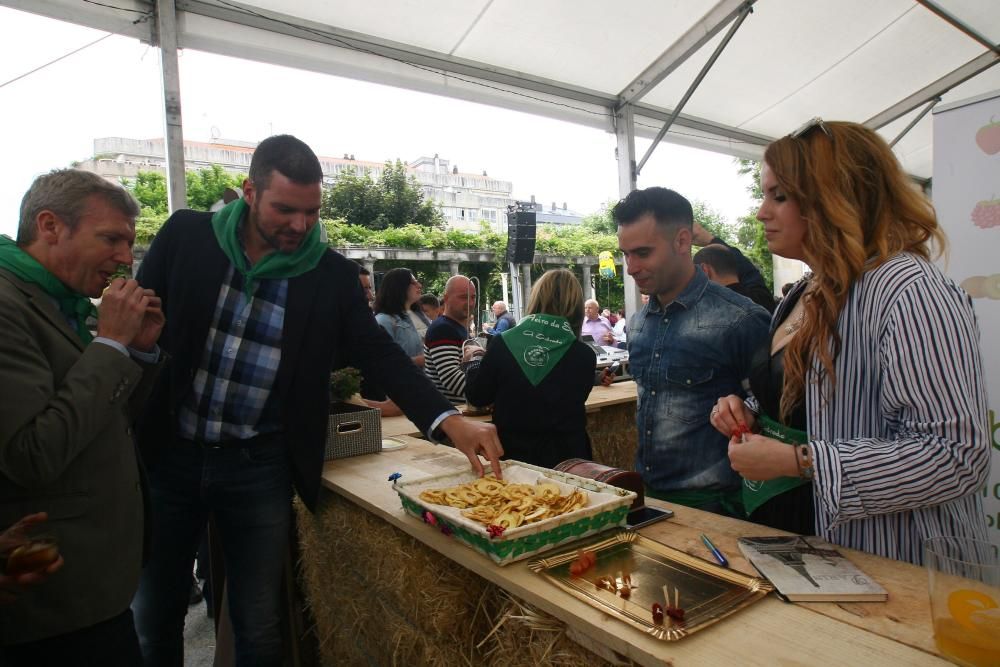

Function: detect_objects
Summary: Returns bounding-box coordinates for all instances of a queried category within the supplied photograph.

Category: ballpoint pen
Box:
[700,533,729,568]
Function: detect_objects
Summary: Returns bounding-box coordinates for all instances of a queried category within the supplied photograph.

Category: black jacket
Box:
[136,209,453,509]
[465,337,595,469]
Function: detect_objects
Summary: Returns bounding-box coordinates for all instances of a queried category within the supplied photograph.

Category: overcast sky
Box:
[0,6,757,240]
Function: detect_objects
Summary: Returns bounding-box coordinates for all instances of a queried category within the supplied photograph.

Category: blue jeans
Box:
[131,437,291,667]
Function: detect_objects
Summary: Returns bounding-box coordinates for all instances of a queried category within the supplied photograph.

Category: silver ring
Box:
[711,406,719,417]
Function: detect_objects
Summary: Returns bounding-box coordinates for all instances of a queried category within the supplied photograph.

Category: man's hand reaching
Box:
[439,416,504,479]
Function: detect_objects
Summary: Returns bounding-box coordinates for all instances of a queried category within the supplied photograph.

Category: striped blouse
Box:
[801,253,989,565]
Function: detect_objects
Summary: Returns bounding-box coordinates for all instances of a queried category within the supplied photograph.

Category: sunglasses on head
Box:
[790,117,833,141]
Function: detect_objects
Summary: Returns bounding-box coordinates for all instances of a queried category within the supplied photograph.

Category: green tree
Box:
[376,159,444,229]
[322,160,444,230]
[734,159,773,291]
[321,168,381,228]
[185,164,244,211]
[128,171,168,215]
[581,200,617,235]
[124,166,245,214]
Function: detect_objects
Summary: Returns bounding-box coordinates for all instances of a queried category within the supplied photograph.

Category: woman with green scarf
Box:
[465,269,597,469]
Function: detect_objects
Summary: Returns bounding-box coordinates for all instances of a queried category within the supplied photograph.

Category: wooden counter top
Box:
[320,436,945,666]
[380,380,639,438]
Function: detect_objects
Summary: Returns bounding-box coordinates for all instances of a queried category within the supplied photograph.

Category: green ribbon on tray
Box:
[741,413,810,516]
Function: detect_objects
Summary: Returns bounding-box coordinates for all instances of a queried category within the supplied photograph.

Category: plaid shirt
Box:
[177,265,287,442]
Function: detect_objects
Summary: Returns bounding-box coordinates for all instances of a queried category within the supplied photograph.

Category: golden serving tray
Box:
[527,530,772,640]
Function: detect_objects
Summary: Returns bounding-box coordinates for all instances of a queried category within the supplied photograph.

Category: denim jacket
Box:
[629,268,770,493]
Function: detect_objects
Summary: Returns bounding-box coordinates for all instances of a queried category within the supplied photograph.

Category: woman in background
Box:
[408,300,430,340]
[373,268,424,367]
[466,269,596,468]
[709,120,989,564]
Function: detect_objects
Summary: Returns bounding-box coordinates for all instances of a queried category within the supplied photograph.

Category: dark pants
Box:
[131,437,292,667]
[0,608,141,667]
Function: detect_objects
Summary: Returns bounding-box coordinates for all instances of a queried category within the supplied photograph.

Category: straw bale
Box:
[297,489,632,666]
[587,402,637,471]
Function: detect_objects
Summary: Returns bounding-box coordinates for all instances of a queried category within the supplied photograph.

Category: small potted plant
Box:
[329,367,363,406]
[326,367,382,460]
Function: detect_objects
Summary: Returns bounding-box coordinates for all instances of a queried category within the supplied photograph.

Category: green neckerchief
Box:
[499,313,576,386]
[211,198,326,298]
[741,412,810,516]
[0,235,95,343]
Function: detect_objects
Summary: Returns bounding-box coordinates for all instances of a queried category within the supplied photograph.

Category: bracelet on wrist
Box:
[795,443,814,480]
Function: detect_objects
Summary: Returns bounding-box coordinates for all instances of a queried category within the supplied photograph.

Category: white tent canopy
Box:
[6,0,1000,184]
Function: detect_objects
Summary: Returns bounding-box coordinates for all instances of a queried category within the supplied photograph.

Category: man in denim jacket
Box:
[615,187,769,517]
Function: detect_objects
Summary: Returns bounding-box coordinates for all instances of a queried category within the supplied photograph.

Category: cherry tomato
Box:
[651,603,664,624]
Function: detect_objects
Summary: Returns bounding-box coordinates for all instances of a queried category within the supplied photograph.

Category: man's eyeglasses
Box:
[790,117,833,141]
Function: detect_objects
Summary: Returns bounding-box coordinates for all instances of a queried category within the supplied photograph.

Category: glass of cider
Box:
[925,537,1000,667]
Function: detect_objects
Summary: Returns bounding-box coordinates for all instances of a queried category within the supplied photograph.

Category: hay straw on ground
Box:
[478,590,633,667]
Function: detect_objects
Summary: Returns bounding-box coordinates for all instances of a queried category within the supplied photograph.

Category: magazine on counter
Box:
[737,536,888,602]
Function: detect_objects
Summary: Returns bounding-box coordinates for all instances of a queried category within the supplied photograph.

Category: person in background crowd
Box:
[409,299,430,340]
[693,243,776,312]
[616,186,769,517]
[612,308,627,344]
[690,221,770,296]
[132,136,502,666]
[0,169,164,665]
[425,275,480,404]
[357,264,375,308]
[710,120,989,564]
[374,268,425,367]
[487,300,516,333]
[466,269,596,468]
[581,298,616,345]
[419,293,441,322]
[209,186,244,213]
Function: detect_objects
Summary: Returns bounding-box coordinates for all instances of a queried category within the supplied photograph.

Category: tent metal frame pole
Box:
[507,262,523,322]
[156,0,187,211]
[889,97,940,148]
[914,0,1000,56]
[615,103,641,319]
[617,0,755,106]
[864,51,998,130]
[634,2,752,175]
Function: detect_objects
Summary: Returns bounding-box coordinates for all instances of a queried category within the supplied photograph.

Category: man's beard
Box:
[249,203,299,254]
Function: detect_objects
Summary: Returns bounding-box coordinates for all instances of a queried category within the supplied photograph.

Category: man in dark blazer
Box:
[132,135,503,666]
[0,169,165,664]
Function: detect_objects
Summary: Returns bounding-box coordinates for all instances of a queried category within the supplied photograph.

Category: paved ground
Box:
[184,593,216,666]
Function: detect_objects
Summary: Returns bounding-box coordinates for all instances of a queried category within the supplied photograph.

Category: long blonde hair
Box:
[526,269,585,336]
[765,121,945,420]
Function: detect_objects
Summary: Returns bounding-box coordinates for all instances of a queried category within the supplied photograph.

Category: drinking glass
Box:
[925,536,1000,667]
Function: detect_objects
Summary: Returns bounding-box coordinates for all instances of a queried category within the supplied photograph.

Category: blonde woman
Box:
[710,120,989,564]
[465,269,596,468]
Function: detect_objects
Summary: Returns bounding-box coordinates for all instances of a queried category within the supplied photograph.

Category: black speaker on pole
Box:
[505,206,536,264]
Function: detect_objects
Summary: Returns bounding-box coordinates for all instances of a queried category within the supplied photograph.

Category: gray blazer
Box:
[0,269,161,644]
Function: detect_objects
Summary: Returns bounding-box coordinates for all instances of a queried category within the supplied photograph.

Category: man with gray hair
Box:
[487,300,516,334]
[581,298,616,345]
[0,169,165,664]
